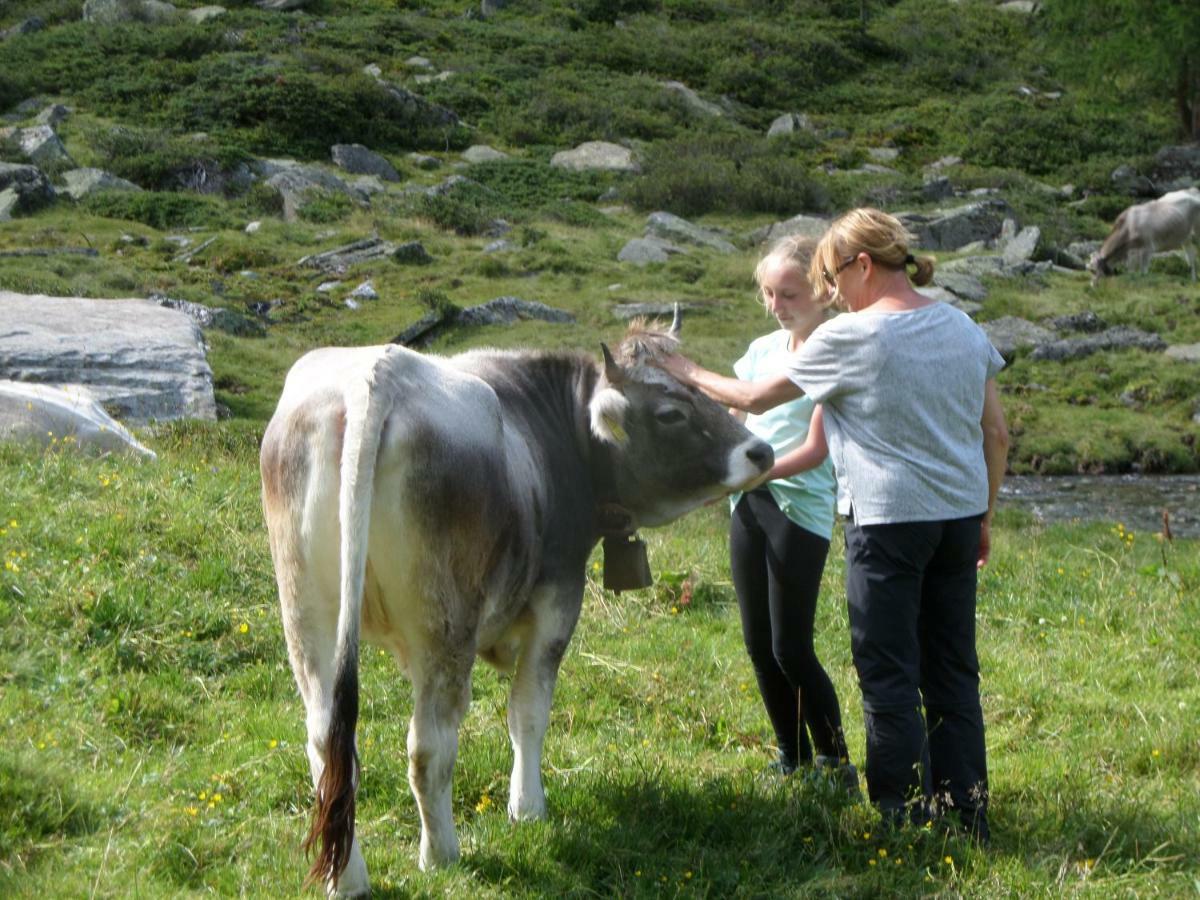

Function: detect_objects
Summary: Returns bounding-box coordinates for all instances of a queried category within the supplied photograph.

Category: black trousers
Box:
[730,488,848,766]
[843,514,989,838]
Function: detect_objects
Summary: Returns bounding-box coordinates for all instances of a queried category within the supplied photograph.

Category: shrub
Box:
[82,191,234,230]
[296,189,354,224]
[466,159,610,208]
[88,125,251,192]
[413,181,509,236]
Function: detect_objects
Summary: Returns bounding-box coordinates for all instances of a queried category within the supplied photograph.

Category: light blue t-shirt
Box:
[786,302,1005,525]
[730,330,837,540]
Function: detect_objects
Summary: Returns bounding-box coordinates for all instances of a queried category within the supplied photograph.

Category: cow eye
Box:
[655,407,686,425]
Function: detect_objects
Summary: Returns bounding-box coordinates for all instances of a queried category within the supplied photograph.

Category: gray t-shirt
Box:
[786,302,1005,525]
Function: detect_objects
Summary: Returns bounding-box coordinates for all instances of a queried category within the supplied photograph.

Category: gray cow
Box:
[260,320,773,896]
[1090,187,1200,283]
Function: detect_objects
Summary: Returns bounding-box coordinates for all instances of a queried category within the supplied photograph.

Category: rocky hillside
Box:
[1,0,1199,473]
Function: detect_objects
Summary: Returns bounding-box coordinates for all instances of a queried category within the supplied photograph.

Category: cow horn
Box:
[668,303,682,339]
[600,343,625,386]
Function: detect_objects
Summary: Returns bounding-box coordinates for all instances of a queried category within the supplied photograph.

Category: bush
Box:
[296,190,354,224]
[413,181,509,236]
[88,126,251,193]
[82,191,234,230]
[467,159,610,208]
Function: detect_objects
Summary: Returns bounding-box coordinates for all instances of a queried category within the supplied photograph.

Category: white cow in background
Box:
[1090,187,1200,283]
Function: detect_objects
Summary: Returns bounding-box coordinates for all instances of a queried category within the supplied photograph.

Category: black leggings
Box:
[730,488,849,766]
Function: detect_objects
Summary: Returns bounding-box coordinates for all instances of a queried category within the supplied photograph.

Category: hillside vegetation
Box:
[1,0,1198,472]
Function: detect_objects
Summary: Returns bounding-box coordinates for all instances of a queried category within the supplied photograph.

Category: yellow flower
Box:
[269,739,279,749]
[239,622,249,634]
[878,848,888,858]
[944,855,953,865]
[185,806,199,816]
[1151,748,1161,758]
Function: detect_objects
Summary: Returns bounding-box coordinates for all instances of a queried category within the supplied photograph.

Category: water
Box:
[998,474,1200,538]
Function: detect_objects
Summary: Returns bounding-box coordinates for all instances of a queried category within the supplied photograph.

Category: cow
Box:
[259,317,774,897]
[1090,187,1200,284]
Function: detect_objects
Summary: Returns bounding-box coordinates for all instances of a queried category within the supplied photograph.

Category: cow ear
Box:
[589,382,630,445]
[600,343,626,387]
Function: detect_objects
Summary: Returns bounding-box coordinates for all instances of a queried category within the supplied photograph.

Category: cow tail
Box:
[305,361,390,888]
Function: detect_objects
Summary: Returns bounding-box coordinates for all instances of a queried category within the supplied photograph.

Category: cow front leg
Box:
[507,586,582,821]
[407,648,473,870]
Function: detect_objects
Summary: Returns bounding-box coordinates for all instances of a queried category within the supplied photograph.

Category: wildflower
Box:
[185,806,199,816]
[475,794,492,813]
[239,622,249,634]
[862,832,871,840]
[944,855,953,865]
[670,606,679,615]
[868,859,877,867]
[878,848,888,858]
[1151,749,1160,758]
[269,739,278,749]
[8,520,15,528]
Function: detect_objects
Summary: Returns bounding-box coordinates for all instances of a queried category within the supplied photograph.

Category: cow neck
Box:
[588,422,636,540]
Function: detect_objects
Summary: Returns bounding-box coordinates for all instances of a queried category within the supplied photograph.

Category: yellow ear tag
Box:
[604,415,628,444]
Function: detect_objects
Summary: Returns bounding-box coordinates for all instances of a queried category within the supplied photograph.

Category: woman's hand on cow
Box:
[656,352,699,384]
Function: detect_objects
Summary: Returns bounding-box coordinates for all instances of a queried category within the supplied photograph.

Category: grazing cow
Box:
[1090,187,1200,283]
[260,318,773,896]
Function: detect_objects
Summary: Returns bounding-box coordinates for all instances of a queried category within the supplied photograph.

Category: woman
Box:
[727,236,856,786]
[662,209,1009,841]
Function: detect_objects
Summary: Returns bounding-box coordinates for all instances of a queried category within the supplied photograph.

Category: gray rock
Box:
[660,80,724,118]
[331,143,400,182]
[457,296,574,327]
[998,1,1036,12]
[408,152,440,170]
[939,256,1016,279]
[998,218,1018,245]
[981,316,1057,360]
[262,163,358,222]
[645,211,736,254]
[1030,326,1166,362]
[34,105,70,127]
[1067,240,1102,263]
[0,380,155,459]
[917,286,982,316]
[1149,144,1200,188]
[350,176,388,201]
[0,189,17,222]
[0,292,216,422]
[372,79,461,130]
[932,270,988,302]
[1047,311,1106,333]
[256,0,306,9]
[298,236,399,273]
[1165,343,1200,363]
[925,155,962,172]
[867,147,900,162]
[347,280,378,301]
[60,168,141,200]
[899,200,1014,251]
[748,213,831,246]
[550,141,639,173]
[153,295,265,337]
[766,113,817,138]
[0,162,55,213]
[82,0,181,24]
[462,144,509,164]
[5,124,72,167]
[244,220,261,234]
[405,55,433,69]
[315,281,341,293]
[483,239,513,253]
[618,237,687,266]
[1,17,45,40]
[1110,164,1156,197]
[1003,226,1042,265]
[186,5,226,22]
[922,175,954,201]
[362,63,383,79]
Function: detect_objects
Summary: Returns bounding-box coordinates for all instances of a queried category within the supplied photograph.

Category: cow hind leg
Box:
[507,586,583,821]
[407,643,473,870]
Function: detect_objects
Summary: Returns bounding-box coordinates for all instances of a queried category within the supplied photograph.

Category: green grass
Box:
[1,428,1197,896]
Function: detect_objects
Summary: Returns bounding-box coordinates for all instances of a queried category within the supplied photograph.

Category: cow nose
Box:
[745,442,773,469]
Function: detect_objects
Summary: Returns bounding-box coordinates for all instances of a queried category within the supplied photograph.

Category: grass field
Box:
[1,424,1197,897]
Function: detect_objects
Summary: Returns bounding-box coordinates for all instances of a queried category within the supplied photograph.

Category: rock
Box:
[898,200,1014,251]
[767,113,817,138]
[1149,144,1200,188]
[660,80,724,118]
[981,316,1057,360]
[5,124,72,167]
[186,5,226,22]
[0,162,56,214]
[261,163,358,222]
[462,144,509,164]
[408,152,440,170]
[372,79,461,131]
[1003,226,1042,265]
[298,236,399,273]
[1165,343,1200,363]
[0,380,155,459]
[152,295,265,337]
[867,147,900,162]
[315,281,341,293]
[1067,240,1102,264]
[1,17,45,40]
[405,55,433,69]
[998,1,1036,12]
[256,0,306,10]
[748,213,831,246]
[917,285,982,315]
[330,144,400,182]
[550,141,640,173]
[412,71,455,85]
[617,236,687,265]
[82,0,181,24]
[0,292,216,422]
[59,168,141,200]
[483,239,513,253]
[347,280,378,301]
[1047,311,1106,333]
[350,176,387,201]
[998,218,1018,245]
[480,0,507,16]
[34,105,70,127]
[0,189,18,222]
[1030,326,1166,362]
[925,155,962,172]
[245,220,261,234]
[362,63,382,79]
[932,270,988,302]
[457,296,574,327]
[1110,164,1156,197]
[922,175,954,201]
[392,241,433,265]
[645,211,737,253]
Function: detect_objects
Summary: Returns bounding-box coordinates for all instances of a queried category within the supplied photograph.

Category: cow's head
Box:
[1087,250,1112,285]
[588,310,773,527]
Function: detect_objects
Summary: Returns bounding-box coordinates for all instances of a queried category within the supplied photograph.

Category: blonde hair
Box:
[754,235,832,308]
[808,208,934,308]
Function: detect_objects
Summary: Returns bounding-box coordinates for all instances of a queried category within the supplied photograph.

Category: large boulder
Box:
[59,168,141,200]
[0,380,155,459]
[1148,144,1200,190]
[550,141,639,173]
[462,144,509,164]
[980,316,1056,360]
[0,162,56,214]
[617,236,687,266]
[660,81,724,118]
[2,124,72,167]
[1030,327,1167,362]
[0,292,216,423]
[645,211,737,253]
[82,0,181,24]
[331,144,400,182]
[898,200,1014,251]
[257,161,359,222]
[766,113,817,139]
[747,213,831,246]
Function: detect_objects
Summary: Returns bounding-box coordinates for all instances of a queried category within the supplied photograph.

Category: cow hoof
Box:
[418,838,460,872]
[507,801,547,822]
